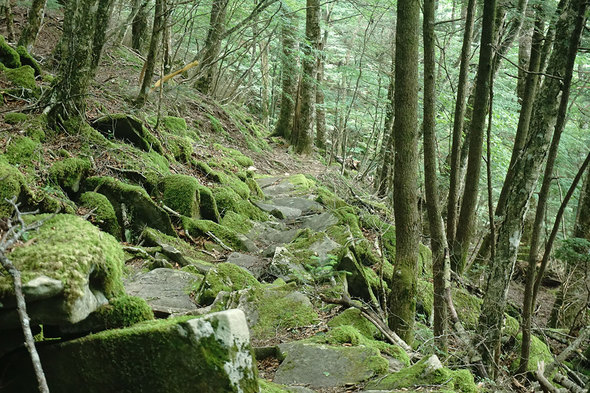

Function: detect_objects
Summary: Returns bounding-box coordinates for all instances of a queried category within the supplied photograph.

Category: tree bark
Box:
[195,0,229,94]
[2,0,16,41]
[291,0,320,154]
[375,63,394,197]
[18,0,48,52]
[387,0,419,345]
[423,0,448,352]
[315,5,331,151]
[136,0,164,107]
[131,0,149,54]
[479,0,587,373]
[272,6,298,140]
[446,0,475,249]
[48,0,116,128]
[450,0,497,275]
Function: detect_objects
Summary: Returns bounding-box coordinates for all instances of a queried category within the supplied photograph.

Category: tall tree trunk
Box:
[47,0,115,128]
[315,5,331,151]
[291,0,320,154]
[375,44,395,197]
[387,0,419,345]
[423,0,448,352]
[195,0,229,94]
[478,0,587,373]
[272,6,298,140]
[450,0,497,275]
[131,0,149,54]
[446,0,476,249]
[135,0,163,107]
[18,0,48,52]
[2,0,15,41]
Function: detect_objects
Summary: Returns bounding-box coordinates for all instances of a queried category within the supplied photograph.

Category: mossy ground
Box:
[197,262,261,305]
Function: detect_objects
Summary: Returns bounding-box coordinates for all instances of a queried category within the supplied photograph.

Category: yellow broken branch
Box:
[150,60,199,91]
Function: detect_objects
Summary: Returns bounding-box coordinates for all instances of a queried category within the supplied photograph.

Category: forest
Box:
[0,0,589,392]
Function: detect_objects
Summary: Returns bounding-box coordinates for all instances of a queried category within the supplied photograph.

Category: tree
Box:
[136,0,164,107]
[131,0,150,54]
[290,0,320,154]
[422,0,448,352]
[195,0,229,94]
[18,0,48,52]
[450,0,497,275]
[48,0,116,128]
[272,6,298,140]
[1,0,15,41]
[479,0,587,372]
[387,0,419,345]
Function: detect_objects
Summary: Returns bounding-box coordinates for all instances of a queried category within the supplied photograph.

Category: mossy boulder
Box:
[213,185,265,220]
[511,333,553,373]
[85,176,175,238]
[49,157,91,194]
[1,310,259,393]
[3,112,28,124]
[0,159,25,218]
[221,211,253,234]
[15,46,41,76]
[328,307,379,339]
[0,214,125,327]
[452,287,483,330]
[91,114,164,154]
[182,216,248,251]
[89,295,153,328]
[197,184,221,222]
[79,191,121,238]
[0,35,20,68]
[0,64,37,90]
[4,135,39,166]
[367,355,478,392]
[196,262,261,305]
[157,174,200,218]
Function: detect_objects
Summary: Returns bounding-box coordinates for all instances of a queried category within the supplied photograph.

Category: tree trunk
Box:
[315,6,330,151]
[446,0,475,249]
[18,0,48,52]
[135,0,164,107]
[375,48,395,197]
[195,0,229,94]
[423,0,448,352]
[387,0,419,345]
[290,0,320,154]
[47,0,116,128]
[450,0,497,275]
[272,6,298,140]
[2,0,15,41]
[131,0,149,54]
[479,0,587,373]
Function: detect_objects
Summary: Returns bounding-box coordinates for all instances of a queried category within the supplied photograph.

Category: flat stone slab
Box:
[256,177,296,197]
[267,197,324,216]
[274,342,385,388]
[300,212,338,232]
[309,236,340,263]
[254,201,303,219]
[246,222,299,248]
[226,252,267,279]
[124,268,202,314]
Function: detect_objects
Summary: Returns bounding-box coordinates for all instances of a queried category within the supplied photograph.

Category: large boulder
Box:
[0,214,124,328]
[0,310,259,393]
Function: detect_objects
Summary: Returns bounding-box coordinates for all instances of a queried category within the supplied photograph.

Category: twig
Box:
[536,361,560,393]
[206,231,233,251]
[545,326,590,375]
[0,197,50,393]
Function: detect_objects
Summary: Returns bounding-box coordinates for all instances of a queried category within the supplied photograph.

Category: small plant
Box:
[305,253,347,285]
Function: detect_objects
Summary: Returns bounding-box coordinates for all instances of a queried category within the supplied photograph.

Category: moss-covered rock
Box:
[157,174,200,218]
[197,184,221,222]
[452,287,483,330]
[4,135,39,166]
[15,46,41,76]
[141,227,215,265]
[49,157,91,194]
[91,114,164,154]
[182,216,248,251]
[164,133,193,163]
[3,112,28,124]
[79,191,121,238]
[212,185,266,220]
[196,262,261,305]
[0,159,25,218]
[213,143,254,167]
[511,333,553,373]
[1,64,36,90]
[367,355,478,392]
[85,176,175,237]
[328,307,379,339]
[2,310,259,393]
[0,35,20,68]
[221,211,253,234]
[91,295,154,329]
[0,214,125,325]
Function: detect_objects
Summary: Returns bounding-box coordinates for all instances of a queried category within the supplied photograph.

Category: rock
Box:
[0,310,259,393]
[299,212,338,232]
[91,113,164,154]
[253,200,302,219]
[124,268,202,315]
[226,252,267,279]
[246,222,299,250]
[309,236,340,264]
[256,176,296,197]
[267,247,311,282]
[274,341,387,388]
[0,214,124,328]
[327,308,379,339]
[267,197,324,216]
[196,263,261,306]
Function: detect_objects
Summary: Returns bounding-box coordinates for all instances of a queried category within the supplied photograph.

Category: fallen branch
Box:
[206,231,233,251]
[536,361,560,393]
[0,197,50,393]
[545,326,590,375]
[151,60,199,91]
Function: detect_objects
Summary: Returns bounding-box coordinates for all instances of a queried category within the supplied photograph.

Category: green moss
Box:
[258,380,291,393]
[452,287,482,330]
[157,174,199,218]
[5,136,39,166]
[1,64,36,90]
[368,356,478,392]
[251,284,319,339]
[315,186,348,209]
[511,333,553,373]
[212,186,266,220]
[221,211,253,234]
[197,262,261,305]
[195,160,225,183]
[181,217,247,251]
[93,295,154,329]
[141,227,215,263]
[504,314,520,337]
[164,133,193,163]
[1,214,125,304]
[49,157,91,193]
[245,177,263,199]
[4,112,28,124]
[213,144,254,167]
[0,159,25,218]
[196,184,221,222]
[15,46,41,76]
[158,116,188,135]
[208,114,227,135]
[0,35,21,68]
[79,192,121,238]
[416,279,434,322]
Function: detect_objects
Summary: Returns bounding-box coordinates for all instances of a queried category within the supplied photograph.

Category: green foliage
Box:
[556,237,590,266]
